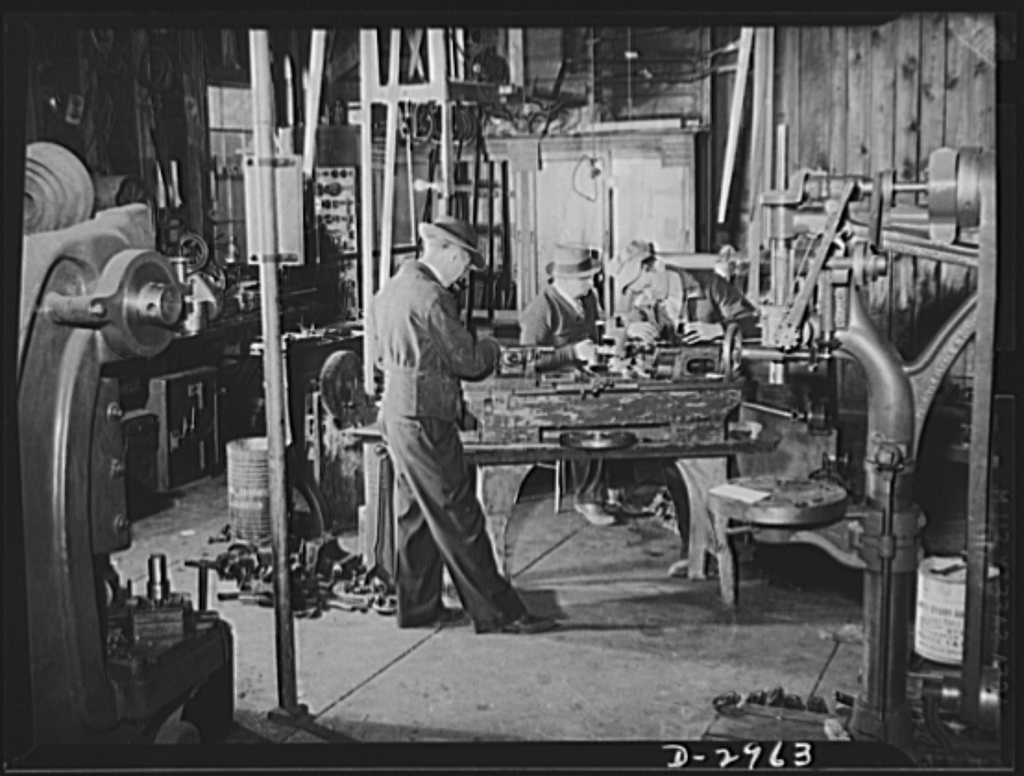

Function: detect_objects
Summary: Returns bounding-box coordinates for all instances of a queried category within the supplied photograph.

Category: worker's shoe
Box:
[398,605,469,629]
[575,501,616,526]
[476,612,559,635]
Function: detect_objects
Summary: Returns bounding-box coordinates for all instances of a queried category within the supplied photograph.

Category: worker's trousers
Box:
[379,414,527,629]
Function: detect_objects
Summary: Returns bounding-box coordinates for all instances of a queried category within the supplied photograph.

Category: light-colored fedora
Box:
[609,239,656,289]
[545,244,602,278]
[418,215,485,269]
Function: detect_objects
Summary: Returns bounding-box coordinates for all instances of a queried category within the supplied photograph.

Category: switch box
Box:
[314,166,358,257]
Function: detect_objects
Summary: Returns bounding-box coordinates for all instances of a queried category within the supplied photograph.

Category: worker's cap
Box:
[609,240,656,290]
[545,244,603,279]
[418,215,485,269]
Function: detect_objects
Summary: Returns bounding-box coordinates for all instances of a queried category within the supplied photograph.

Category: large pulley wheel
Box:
[319,349,364,418]
[720,322,743,379]
[93,248,184,358]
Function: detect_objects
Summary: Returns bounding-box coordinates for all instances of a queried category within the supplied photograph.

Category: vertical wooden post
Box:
[359,29,378,396]
[378,28,402,291]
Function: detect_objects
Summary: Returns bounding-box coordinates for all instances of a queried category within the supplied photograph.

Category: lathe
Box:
[16,204,234,745]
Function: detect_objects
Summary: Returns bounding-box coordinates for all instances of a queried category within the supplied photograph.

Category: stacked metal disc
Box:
[23,142,95,235]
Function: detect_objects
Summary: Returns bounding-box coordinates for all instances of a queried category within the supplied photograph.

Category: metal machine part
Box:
[747,147,1000,757]
[559,430,638,451]
[712,475,848,528]
[17,204,234,744]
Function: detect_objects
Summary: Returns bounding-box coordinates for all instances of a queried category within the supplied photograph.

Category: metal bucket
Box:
[227,437,270,544]
[914,556,999,664]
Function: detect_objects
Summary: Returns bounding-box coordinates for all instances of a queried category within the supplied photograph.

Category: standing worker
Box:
[519,244,618,527]
[368,215,558,635]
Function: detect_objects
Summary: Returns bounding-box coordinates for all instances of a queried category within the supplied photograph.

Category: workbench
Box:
[352,426,777,584]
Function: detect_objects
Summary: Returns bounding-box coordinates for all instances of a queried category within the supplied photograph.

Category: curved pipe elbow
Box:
[835,288,915,456]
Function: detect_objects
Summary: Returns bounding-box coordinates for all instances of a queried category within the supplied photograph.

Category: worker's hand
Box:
[681,321,724,343]
[625,321,659,344]
[573,338,598,363]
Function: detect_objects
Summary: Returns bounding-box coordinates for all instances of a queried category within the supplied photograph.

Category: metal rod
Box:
[717,28,754,224]
[961,151,997,724]
[249,29,299,714]
[359,30,377,396]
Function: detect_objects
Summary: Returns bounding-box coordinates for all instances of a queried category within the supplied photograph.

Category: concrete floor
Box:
[113,468,869,747]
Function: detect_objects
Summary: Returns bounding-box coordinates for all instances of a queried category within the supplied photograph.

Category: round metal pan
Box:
[559,430,638,451]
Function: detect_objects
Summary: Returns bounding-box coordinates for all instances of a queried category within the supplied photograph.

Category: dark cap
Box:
[418,215,485,269]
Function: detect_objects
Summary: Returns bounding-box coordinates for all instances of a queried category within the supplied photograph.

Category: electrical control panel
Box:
[315,166,358,257]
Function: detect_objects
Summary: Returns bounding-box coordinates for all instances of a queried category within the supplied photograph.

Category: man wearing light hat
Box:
[519,244,617,527]
[611,240,758,344]
[368,215,557,635]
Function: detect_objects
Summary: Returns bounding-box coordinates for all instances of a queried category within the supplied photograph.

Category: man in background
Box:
[519,244,617,527]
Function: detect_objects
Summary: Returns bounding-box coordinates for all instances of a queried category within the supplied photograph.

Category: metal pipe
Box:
[248,29,300,714]
[836,287,917,754]
[359,30,377,396]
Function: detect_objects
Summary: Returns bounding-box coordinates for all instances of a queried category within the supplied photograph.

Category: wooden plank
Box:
[867,21,896,332]
[894,15,923,200]
[941,14,974,301]
[797,27,830,171]
[827,27,848,177]
[717,28,753,224]
[704,704,832,742]
[913,13,948,353]
[892,15,923,358]
[845,25,871,177]
[745,29,771,300]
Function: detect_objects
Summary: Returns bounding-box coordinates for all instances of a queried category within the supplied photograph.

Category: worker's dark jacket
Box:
[624,266,758,341]
[368,260,500,420]
[519,284,602,372]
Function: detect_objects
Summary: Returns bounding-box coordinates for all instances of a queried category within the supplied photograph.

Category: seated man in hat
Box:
[612,240,759,345]
[368,214,557,634]
[518,244,617,527]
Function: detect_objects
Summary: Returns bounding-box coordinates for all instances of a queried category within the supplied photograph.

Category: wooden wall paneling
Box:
[943,14,996,385]
[827,27,848,177]
[893,15,923,358]
[845,25,872,179]
[914,13,948,353]
[797,27,830,172]
[839,23,871,415]
[941,14,972,387]
[867,21,896,334]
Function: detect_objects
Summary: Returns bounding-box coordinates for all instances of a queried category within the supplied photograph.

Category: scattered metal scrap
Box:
[188,535,397,620]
